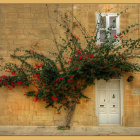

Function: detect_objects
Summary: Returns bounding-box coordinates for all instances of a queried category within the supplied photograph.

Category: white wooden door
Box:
[96,79,121,125]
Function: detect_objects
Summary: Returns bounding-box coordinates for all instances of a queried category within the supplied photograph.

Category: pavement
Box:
[0,126,140,136]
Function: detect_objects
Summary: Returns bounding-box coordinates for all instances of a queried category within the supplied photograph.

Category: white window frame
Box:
[96,13,120,45]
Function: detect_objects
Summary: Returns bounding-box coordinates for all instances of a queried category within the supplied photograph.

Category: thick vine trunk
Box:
[62,101,76,129]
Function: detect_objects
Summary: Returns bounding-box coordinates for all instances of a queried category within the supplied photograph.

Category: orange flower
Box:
[74,35,80,40]
[56,112,61,114]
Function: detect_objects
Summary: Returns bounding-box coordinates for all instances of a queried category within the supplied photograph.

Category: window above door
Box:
[96,13,120,45]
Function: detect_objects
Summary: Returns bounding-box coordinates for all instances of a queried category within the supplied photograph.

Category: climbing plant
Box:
[0,8,140,129]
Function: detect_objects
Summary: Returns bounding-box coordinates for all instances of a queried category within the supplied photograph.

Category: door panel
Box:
[109,114,120,124]
[96,79,121,125]
[99,114,108,124]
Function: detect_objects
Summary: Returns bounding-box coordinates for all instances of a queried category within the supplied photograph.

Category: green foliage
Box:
[57,126,67,130]
[0,10,140,112]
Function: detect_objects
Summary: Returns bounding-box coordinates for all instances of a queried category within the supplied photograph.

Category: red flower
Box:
[116,68,119,70]
[17,81,22,86]
[35,64,43,68]
[56,79,59,81]
[67,79,71,82]
[79,57,83,60]
[69,75,74,79]
[63,96,68,99]
[5,70,9,72]
[53,82,56,85]
[71,86,74,89]
[59,78,63,80]
[0,79,2,83]
[8,86,13,90]
[35,64,38,67]
[76,99,80,103]
[117,34,123,39]
[45,99,49,102]
[51,96,57,101]
[76,37,80,40]
[33,74,36,78]
[22,83,27,89]
[11,72,16,75]
[93,71,96,74]
[35,91,39,95]
[100,67,104,70]
[67,58,72,63]
[90,54,93,58]
[75,68,78,70]
[77,49,82,54]
[29,49,34,54]
[75,95,79,97]
[114,34,123,40]
[3,82,8,86]
[35,96,39,102]
[112,65,116,68]
[37,74,41,77]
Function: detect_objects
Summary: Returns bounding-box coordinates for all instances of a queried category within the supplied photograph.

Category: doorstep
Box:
[0,126,140,136]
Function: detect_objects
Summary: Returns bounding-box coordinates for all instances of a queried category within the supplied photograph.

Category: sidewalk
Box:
[0,126,140,136]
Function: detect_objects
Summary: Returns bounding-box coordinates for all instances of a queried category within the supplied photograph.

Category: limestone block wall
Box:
[0,4,139,127]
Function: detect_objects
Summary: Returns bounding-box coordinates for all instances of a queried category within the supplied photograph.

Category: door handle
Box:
[112,94,115,98]
[100,105,104,107]
[113,105,115,107]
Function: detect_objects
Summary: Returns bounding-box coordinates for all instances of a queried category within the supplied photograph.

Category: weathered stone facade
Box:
[0,4,140,128]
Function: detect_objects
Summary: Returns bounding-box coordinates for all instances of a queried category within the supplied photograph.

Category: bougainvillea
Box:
[0,9,140,129]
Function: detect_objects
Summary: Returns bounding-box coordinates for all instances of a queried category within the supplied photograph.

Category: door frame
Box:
[95,77,123,126]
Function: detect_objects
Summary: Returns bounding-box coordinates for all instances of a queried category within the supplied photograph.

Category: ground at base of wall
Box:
[0,126,140,136]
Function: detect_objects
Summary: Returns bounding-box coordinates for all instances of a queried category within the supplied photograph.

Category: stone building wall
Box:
[0,4,139,127]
